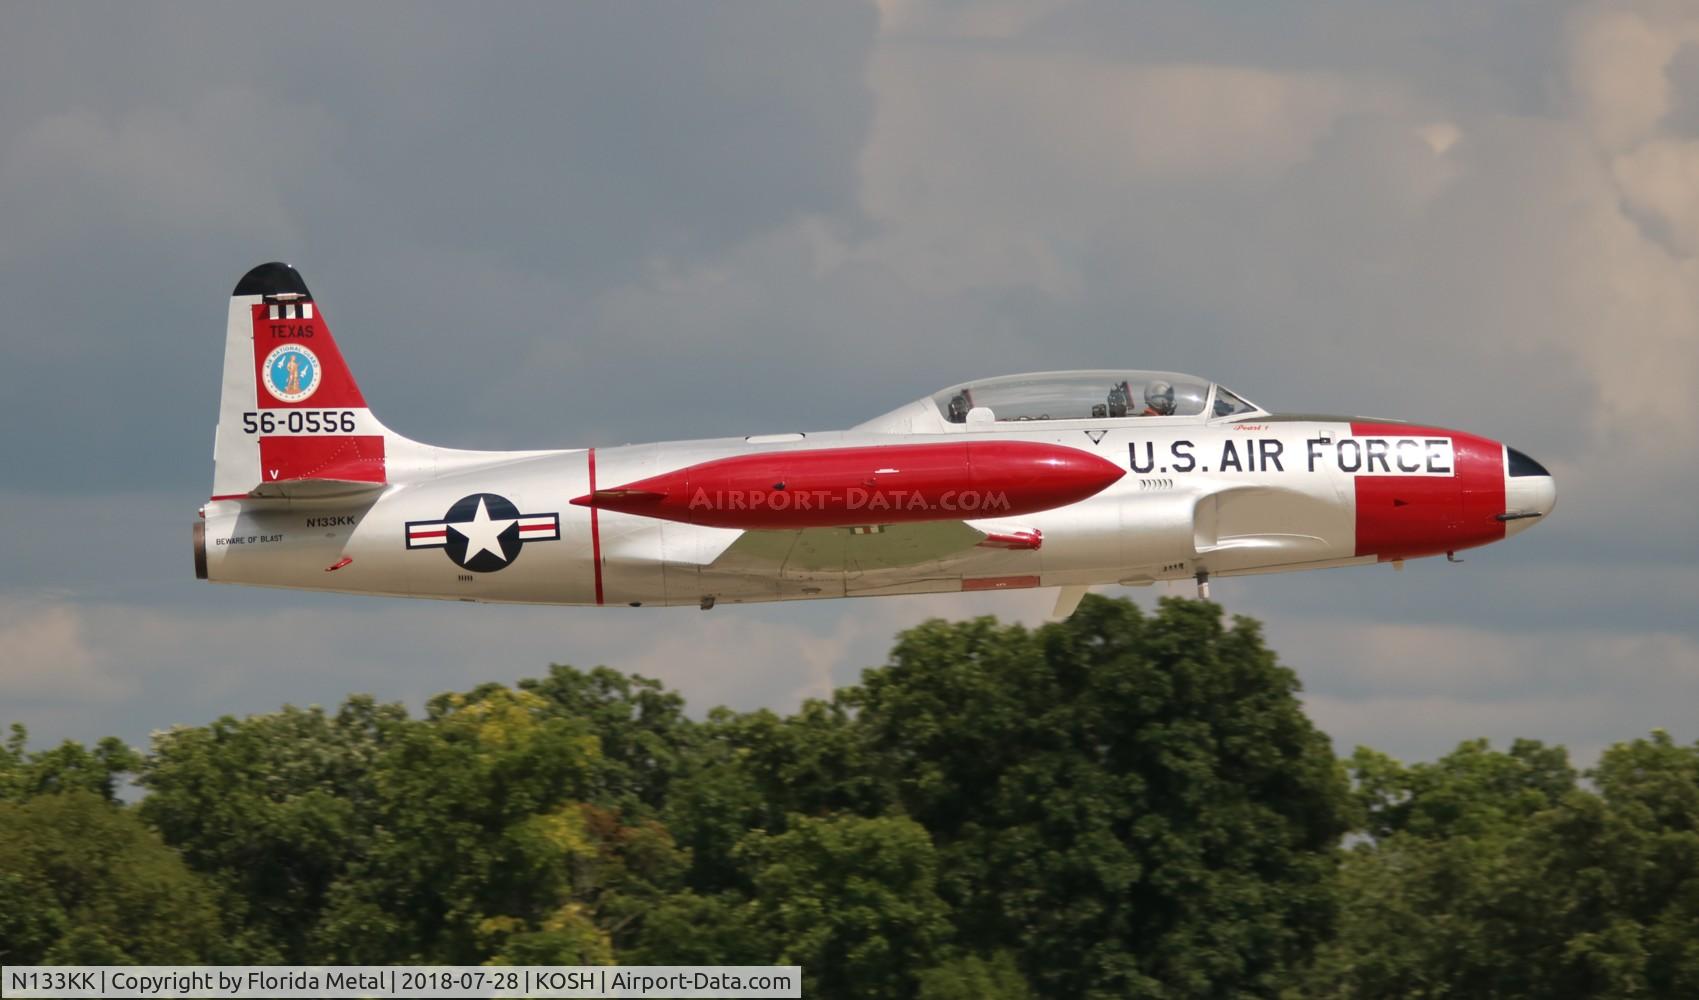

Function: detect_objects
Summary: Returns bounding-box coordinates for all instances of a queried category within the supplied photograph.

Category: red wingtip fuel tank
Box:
[571,441,1126,530]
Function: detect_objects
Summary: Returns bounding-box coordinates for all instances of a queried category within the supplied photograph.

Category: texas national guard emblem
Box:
[405,493,561,573]
[261,344,322,403]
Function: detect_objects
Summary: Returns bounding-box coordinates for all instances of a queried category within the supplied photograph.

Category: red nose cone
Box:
[1348,422,1508,561]
[572,441,1125,529]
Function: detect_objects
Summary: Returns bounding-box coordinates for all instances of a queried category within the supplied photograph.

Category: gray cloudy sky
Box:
[3,0,1696,767]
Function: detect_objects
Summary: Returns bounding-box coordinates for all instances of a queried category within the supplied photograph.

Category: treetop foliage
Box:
[4,596,1697,999]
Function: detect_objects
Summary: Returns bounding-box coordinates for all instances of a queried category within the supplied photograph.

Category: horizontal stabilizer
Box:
[235,479,388,502]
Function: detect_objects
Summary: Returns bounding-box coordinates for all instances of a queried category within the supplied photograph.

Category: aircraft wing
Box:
[715,520,995,573]
[622,519,1034,573]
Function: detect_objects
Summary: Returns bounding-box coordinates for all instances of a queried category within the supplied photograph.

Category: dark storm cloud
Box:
[0,4,875,271]
[0,2,877,489]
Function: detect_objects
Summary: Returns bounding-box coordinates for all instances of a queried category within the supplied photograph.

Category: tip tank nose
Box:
[1502,446,1555,532]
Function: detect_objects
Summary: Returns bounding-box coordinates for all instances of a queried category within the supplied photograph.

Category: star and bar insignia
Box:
[405,493,560,573]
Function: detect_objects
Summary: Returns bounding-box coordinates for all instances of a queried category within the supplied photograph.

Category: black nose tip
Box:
[1507,447,1549,478]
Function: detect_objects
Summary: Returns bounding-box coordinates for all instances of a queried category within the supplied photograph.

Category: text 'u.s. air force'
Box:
[1130,436,1455,476]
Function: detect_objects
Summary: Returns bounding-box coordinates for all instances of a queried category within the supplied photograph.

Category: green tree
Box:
[311,686,686,964]
[139,696,407,961]
[738,814,952,999]
[1,724,140,803]
[1308,738,1578,997]
[0,792,219,963]
[916,951,1032,1000]
[1530,732,1699,997]
[847,595,1351,997]
[661,699,880,896]
[138,681,695,965]
[517,665,698,815]
[627,890,770,966]
[1309,732,1699,999]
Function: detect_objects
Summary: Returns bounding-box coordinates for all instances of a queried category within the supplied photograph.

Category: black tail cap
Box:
[233,261,312,298]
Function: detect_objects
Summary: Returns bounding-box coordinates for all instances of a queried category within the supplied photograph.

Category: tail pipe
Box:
[192,521,208,580]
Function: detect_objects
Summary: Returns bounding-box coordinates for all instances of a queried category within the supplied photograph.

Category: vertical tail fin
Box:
[212,262,390,499]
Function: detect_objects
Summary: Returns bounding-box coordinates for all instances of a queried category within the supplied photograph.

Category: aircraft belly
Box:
[1023,500,1127,584]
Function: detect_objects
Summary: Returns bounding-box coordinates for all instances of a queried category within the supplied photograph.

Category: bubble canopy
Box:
[924,371,1262,425]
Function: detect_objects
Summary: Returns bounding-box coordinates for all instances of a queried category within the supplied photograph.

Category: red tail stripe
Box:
[257,436,386,485]
[588,448,604,605]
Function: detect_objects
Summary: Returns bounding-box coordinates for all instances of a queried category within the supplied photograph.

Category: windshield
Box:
[1212,386,1258,418]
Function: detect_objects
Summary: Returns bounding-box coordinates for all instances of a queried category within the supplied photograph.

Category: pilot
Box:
[1142,380,1176,416]
[947,392,971,423]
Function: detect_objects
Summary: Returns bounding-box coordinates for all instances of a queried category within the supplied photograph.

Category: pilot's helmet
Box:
[1106,382,1129,418]
[1146,380,1175,415]
[947,392,971,423]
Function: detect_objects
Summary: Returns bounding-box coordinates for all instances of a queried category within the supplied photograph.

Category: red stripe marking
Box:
[208,493,247,501]
[410,529,448,539]
[978,529,1042,551]
[257,435,386,484]
[588,448,604,605]
[962,575,1042,592]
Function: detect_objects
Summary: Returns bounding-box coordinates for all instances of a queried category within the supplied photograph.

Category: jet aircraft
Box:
[196,263,1555,618]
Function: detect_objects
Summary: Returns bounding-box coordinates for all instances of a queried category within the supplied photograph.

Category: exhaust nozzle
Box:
[192,521,207,580]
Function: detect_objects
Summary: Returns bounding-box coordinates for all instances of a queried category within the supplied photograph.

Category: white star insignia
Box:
[451,496,517,564]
